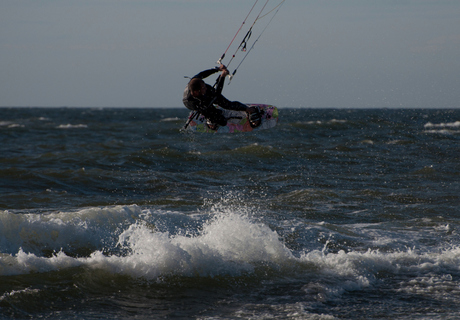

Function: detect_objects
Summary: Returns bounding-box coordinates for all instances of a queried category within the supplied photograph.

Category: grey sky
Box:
[1,0,459,108]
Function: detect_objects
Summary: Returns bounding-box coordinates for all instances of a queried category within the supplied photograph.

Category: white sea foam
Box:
[3,202,460,312]
[0,287,41,302]
[86,210,295,279]
[56,124,88,129]
[2,205,460,302]
[299,119,348,126]
[424,129,458,135]
[0,205,143,255]
[160,117,181,122]
[424,121,460,128]
[424,121,460,135]
[301,245,460,298]
[0,209,294,278]
[0,121,23,128]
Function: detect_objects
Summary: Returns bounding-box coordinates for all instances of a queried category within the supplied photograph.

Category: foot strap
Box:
[247,106,262,128]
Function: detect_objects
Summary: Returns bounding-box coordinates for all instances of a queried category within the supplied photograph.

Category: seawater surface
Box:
[1,107,459,319]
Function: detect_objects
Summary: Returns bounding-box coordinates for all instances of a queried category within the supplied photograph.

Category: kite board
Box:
[185,104,278,133]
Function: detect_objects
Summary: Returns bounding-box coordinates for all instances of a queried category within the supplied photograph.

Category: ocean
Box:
[1,107,459,319]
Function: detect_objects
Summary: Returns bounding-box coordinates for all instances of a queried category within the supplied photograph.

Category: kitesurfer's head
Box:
[189,78,206,97]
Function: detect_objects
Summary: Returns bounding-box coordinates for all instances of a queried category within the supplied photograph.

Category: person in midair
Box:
[182,64,261,129]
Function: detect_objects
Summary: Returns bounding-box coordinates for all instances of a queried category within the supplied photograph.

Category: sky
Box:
[1,0,460,109]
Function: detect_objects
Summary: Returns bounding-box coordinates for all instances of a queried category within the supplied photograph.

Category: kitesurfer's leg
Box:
[215,95,248,112]
[201,107,227,129]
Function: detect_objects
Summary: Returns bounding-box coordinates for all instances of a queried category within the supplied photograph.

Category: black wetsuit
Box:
[182,68,247,126]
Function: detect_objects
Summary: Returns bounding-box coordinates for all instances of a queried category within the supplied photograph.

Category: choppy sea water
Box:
[0,107,459,319]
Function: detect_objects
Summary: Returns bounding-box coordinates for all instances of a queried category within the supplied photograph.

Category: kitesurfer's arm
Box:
[215,65,229,94]
[192,68,220,80]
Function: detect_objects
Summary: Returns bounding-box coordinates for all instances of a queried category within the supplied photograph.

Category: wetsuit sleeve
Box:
[215,74,225,95]
[192,68,219,80]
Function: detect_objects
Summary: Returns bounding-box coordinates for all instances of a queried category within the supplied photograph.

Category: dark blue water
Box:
[1,107,459,319]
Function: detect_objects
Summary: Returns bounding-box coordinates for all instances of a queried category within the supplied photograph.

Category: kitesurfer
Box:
[183,64,261,129]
